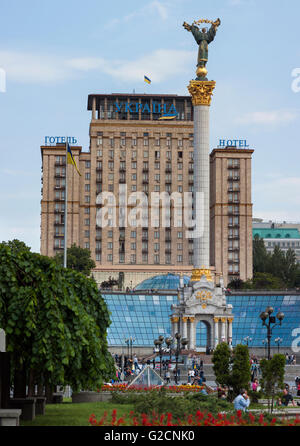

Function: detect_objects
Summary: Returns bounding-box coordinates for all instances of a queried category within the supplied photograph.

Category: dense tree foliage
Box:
[0,240,114,397]
[54,243,96,276]
[212,342,231,387]
[212,343,251,400]
[260,354,286,413]
[228,235,300,290]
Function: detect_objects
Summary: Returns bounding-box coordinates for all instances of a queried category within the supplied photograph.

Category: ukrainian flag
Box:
[144,75,151,84]
[67,143,81,176]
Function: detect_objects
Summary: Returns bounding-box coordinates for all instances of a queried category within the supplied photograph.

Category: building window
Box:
[130,254,136,264]
[85,218,90,226]
[131,242,136,250]
[85,184,90,192]
[85,172,91,180]
[154,231,160,239]
[107,242,113,249]
[85,161,91,169]
[177,163,183,170]
[108,161,114,170]
[178,232,183,239]
[97,150,102,157]
[155,162,160,170]
[143,151,148,158]
[85,242,90,249]
[131,231,136,238]
[85,196,90,203]
[107,254,113,261]
[154,254,160,264]
[166,151,172,160]
[110,138,114,148]
[84,230,90,238]
[84,207,90,214]
[132,173,137,180]
[131,162,137,169]
[177,255,183,262]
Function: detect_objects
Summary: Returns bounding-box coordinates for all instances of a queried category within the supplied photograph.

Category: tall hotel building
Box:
[40,93,254,286]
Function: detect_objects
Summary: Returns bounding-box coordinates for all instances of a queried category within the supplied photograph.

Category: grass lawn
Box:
[21,401,134,426]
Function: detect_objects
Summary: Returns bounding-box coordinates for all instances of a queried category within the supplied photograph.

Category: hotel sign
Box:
[218,139,249,148]
[44,136,78,145]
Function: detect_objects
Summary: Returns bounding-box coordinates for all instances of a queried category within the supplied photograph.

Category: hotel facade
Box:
[40,93,254,287]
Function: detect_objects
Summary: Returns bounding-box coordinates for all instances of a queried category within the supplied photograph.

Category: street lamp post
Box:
[125,336,135,361]
[262,339,268,358]
[259,307,284,360]
[274,337,283,354]
[154,336,164,377]
[243,336,252,346]
[174,333,188,385]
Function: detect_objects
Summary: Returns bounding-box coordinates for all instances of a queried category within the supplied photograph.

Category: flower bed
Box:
[89,409,300,426]
[99,384,207,394]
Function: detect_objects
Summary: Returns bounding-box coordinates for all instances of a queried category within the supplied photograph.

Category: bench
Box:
[0,409,22,426]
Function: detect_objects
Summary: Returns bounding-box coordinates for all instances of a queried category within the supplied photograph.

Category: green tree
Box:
[251,272,285,290]
[253,235,270,274]
[230,344,251,398]
[54,243,96,276]
[260,354,286,413]
[212,342,231,387]
[0,240,114,399]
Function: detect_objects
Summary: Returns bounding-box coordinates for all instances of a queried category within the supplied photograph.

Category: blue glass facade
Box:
[227,294,300,347]
[135,274,190,291]
[103,291,300,348]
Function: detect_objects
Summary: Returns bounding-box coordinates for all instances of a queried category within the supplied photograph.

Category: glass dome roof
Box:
[135,273,190,291]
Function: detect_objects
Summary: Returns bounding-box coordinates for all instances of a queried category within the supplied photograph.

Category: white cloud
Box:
[69,49,194,82]
[0,50,72,83]
[0,48,194,84]
[236,109,299,125]
[104,1,169,29]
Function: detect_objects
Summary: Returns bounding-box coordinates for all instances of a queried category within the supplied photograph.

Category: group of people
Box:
[286,353,297,365]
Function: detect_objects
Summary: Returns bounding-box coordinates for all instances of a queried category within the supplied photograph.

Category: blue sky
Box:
[0,0,300,253]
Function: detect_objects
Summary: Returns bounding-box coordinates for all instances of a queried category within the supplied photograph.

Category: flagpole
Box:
[64,137,68,268]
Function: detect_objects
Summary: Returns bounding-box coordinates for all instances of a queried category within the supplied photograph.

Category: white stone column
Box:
[228,317,233,346]
[214,317,219,348]
[189,317,196,350]
[171,316,179,337]
[221,317,226,343]
[182,317,188,340]
[193,105,210,268]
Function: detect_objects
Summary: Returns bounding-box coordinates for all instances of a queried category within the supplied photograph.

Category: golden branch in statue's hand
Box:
[183,21,192,32]
[212,18,221,28]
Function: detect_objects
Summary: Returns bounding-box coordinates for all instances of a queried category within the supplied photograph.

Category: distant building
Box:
[253,220,300,263]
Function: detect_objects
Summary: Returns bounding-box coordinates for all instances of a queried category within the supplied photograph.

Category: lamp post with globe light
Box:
[274,337,283,354]
[259,307,284,360]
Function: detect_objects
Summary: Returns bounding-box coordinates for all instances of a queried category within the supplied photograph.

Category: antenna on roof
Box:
[133,88,135,94]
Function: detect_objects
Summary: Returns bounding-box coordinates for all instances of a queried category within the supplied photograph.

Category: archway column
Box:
[189,317,195,350]
[228,317,233,346]
[213,317,219,348]
[170,316,179,337]
[221,317,226,342]
[182,316,188,341]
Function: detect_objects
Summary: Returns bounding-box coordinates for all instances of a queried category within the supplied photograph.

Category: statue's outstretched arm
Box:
[183,21,192,32]
[213,18,221,29]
